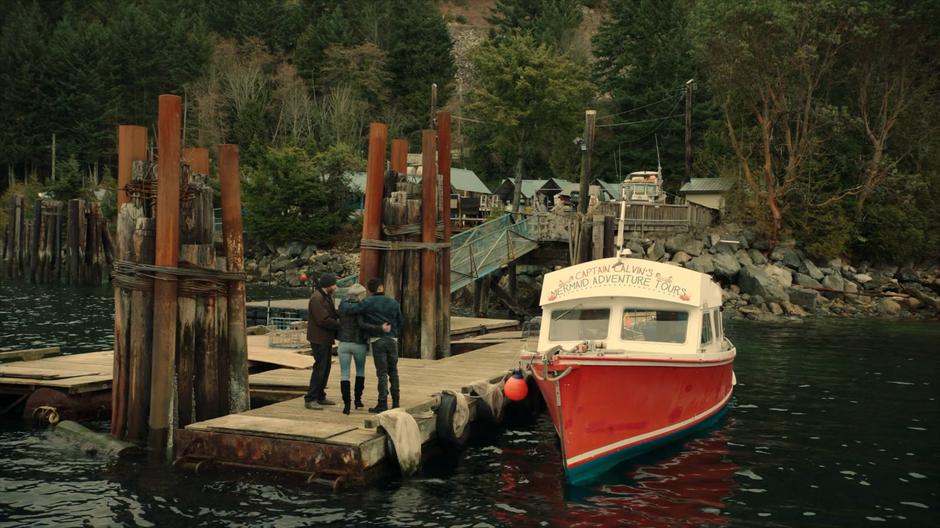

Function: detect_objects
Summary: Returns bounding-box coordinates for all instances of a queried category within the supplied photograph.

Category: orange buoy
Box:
[504,370,528,401]
[299,272,309,283]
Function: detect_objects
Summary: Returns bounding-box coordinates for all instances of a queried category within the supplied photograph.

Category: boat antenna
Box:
[655,134,662,179]
[616,183,627,259]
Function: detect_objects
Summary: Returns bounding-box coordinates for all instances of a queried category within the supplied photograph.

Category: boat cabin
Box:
[534,258,727,357]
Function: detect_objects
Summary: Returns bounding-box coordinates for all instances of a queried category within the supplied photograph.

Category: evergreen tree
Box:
[592,0,715,188]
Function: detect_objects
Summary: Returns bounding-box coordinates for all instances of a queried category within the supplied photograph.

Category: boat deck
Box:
[175,340,524,486]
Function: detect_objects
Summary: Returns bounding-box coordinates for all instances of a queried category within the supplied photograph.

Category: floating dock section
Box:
[173,340,522,488]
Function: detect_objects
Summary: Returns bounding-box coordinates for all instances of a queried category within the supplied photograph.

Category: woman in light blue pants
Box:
[336,284,382,414]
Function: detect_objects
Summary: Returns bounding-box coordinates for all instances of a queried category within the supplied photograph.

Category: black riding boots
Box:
[354,376,365,410]
[340,380,351,415]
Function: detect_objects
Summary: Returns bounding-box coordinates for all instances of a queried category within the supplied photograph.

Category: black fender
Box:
[435,392,470,448]
[377,425,399,471]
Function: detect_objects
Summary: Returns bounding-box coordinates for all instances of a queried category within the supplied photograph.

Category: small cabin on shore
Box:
[678,178,735,211]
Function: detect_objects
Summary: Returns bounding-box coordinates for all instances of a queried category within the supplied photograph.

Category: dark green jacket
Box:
[338,294,403,339]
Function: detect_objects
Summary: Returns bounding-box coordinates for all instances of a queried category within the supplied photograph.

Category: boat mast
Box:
[616,185,627,257]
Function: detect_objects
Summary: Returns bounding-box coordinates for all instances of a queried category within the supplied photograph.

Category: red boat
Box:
[522,256,736,485]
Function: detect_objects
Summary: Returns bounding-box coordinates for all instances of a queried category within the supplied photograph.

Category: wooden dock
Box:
[174,340,523,487]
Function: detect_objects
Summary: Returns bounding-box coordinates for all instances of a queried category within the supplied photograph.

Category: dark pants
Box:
[371,337,399,402]
[305,342,333,402]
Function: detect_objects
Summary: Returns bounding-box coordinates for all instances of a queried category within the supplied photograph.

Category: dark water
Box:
[1,282,938,527]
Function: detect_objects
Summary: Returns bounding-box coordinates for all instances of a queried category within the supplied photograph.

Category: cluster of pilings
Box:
[1,194,112,284]
[110,95,249,451]
[358,113,452,360]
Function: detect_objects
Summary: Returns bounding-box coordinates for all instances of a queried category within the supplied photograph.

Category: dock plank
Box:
[187,414,357,442]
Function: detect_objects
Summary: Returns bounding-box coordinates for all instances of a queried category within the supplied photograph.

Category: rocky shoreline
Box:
[243,227,940,322]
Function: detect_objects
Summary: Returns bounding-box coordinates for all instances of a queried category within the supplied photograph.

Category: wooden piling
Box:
[29,201,40,282]
[382,192,407,302]
[219,144,248,414]
[401,199,422,358]
[111,202,141,437]
[177,245,199,427]
[117,125,147,210]
[420,129,438,360]
[67,199,79,284]
[182,147,210,175]
[126,216,154,442]
[592,214,605,261]
[437,112,452,358]
[360,123,387,284]
[148,94,182,451]
[604,216,616,258]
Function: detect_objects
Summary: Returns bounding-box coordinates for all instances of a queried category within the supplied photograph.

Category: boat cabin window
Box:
[701,311,714,345]
[714,309,723,341]
[621,309,688,343]
[549,308,610,341]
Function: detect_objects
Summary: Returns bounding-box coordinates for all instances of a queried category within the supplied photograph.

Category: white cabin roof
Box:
[539,257,722,308]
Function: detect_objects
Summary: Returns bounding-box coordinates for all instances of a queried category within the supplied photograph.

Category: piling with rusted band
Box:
[360,123,388,284]
[148,94,182,452]
[219,144,249,413]
[420,129,438,360]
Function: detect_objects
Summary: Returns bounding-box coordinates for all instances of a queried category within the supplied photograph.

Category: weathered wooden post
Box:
[382,138,409,302]
[219,144,249,414]
[437,112,452,358]
[420,129,438,360]
[112,125,147,438]
[360,123,388,284]
[29,200,41,283]
[126,164,155,443]
[118,126,148,211]
[402,198,422,358]
[148,94,182,451]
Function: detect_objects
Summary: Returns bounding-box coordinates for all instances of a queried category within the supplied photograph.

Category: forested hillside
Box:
[1,0,937,263]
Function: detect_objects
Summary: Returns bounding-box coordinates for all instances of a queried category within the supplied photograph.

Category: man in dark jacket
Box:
[305,273,339,409]
[338,277,403,413]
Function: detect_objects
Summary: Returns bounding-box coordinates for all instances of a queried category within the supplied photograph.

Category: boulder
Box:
[665,234,704,257]
[738,265,789,302]
[258,262,271,280]
[827,258,843,270]
[780,301,808,317]
[672,251,692,265]
[646,240,666,262]
[854,273,873,284]
[768,302,784,316]
[300,245,317,261]
[628,239,645,257]
[707,233,721,248]
[749,294,765,306]
[780,248,804,270]
[270,256,292,273]
[687,254,716,274]
[735,249,754,267]
[748,249,768,265]
[284,242,304,259]
[763,264,793,289]
[896,267,920,283]
[787,287,818,312]
[800,259,825,280]
[877,298,902,316]
[713,253,741,280]
[844,281,859,295]
[794,273,823,289]
[713,240,739,255]
[821,273,845,292]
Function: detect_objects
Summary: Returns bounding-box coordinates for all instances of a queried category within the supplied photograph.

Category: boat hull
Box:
[532,357,734,485]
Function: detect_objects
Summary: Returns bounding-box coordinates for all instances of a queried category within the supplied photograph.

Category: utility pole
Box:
[685,79,694,182]
[578,110,596,214]
[430,83,438,127]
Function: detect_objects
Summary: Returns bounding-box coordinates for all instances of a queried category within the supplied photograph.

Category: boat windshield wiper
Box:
[551,303,584,322]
